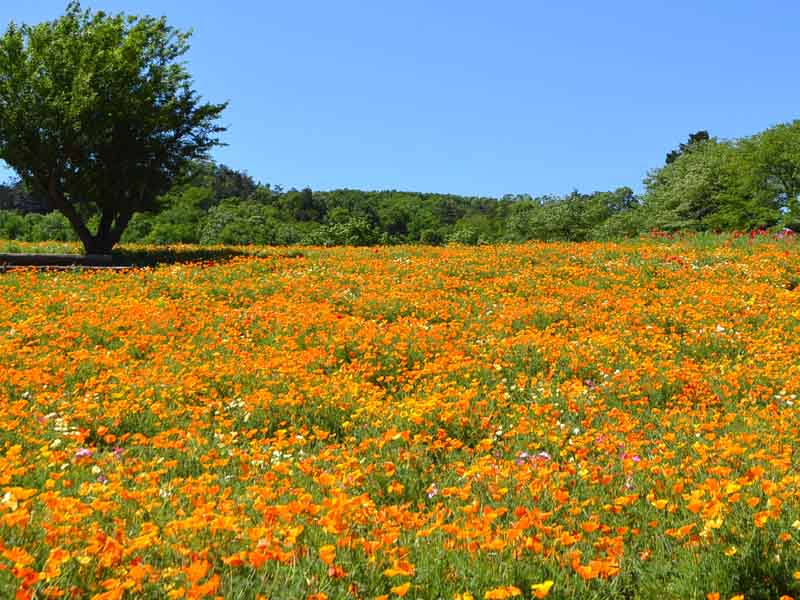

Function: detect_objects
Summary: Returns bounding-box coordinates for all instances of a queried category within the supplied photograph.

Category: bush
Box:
[419,228,445,246]
[0,210,77,242]
[28,211,77,241]
[0,210,31,240]
[590,208,647,240]
[200,201,303,245]
[120,213,155,243]
[447,227,480,246]
[141,203,205,244]
[305,217,380,246]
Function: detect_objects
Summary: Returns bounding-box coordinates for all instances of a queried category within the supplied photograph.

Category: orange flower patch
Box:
[1,239,799,598]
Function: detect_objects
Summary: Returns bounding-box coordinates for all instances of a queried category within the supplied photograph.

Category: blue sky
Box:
[2,1,799,197]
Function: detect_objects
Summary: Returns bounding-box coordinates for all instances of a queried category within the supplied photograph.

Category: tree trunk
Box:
[44,175,133,255]
[84,236,115,255]
[83,210,133,255]
[45,174,95,252]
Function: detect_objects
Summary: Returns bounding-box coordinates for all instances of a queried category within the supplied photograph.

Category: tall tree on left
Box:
[0,1,227,254]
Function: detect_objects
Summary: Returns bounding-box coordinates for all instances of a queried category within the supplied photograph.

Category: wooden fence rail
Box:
[0,253,126,270]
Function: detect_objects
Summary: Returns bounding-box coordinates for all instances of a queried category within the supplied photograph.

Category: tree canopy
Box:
[642,123,800,233]
[0,1,226,253]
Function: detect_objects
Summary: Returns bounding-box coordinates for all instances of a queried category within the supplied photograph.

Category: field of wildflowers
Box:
[1,237,800,600]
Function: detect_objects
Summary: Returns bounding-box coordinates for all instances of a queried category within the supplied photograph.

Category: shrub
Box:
[0,210,31,240]
[305,217,380,246]
[447,227,480,245]
[28,211,77,242]
[419,228,445,246]
[200,201,303,245]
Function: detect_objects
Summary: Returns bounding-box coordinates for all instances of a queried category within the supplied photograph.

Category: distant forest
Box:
[1,120,799,246]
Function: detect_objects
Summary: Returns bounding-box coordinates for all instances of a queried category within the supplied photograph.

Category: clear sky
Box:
[2,1,799,198]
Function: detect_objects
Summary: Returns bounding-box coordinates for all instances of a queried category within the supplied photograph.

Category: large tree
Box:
[645,134,784,232]
[0,1,226,254]
[740,120,800,228]
[644,137,736,231]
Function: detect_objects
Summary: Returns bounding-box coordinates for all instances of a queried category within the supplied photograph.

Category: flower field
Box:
[1,238,800,600]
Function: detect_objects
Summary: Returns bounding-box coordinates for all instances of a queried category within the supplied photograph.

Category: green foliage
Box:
[144,185,220,244]
[200,200,302,245]
[447,226,481,245]
[642,123,800,232]
[419,228,445,245]
[501,191,632,242]
[306,216,380,246]
[590,207,648,240]
[0,1,226,253]
[2,119,800,248]
[642,138,735,231]
[282,187,326,222]
[0,210,77,241]
[0,211,29,240]
[742,121,800,228]
[28,211,78,242]
[665,130,710,164]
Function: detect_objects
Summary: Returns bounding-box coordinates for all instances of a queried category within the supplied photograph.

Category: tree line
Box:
[2,120,799,246]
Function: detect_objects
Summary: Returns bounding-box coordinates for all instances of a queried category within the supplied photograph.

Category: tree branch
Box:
[46,173,94,252]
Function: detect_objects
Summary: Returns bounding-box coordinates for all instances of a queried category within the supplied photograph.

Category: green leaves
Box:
[641,126,800,232]
[743,121,800,226]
